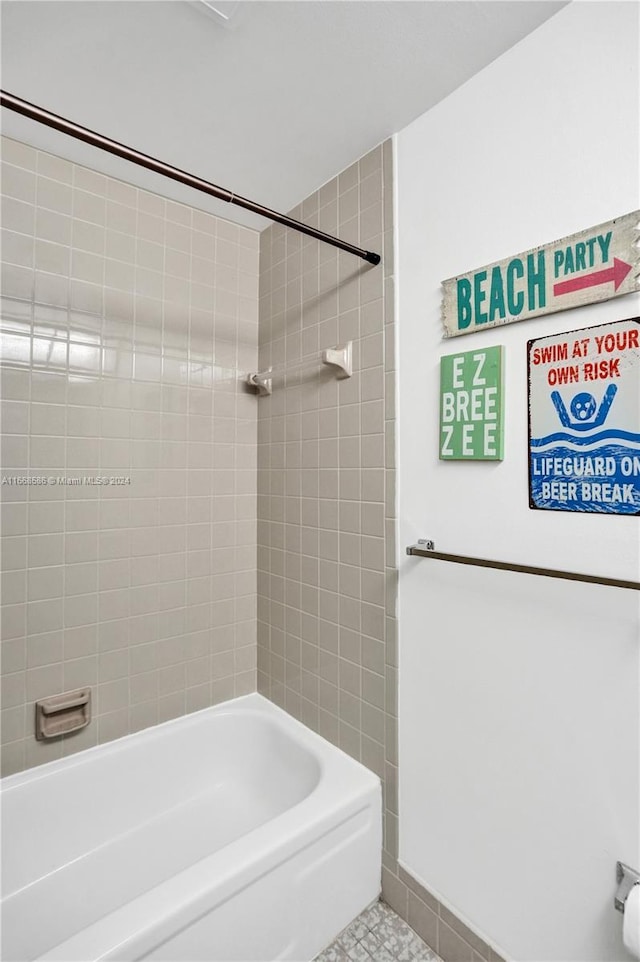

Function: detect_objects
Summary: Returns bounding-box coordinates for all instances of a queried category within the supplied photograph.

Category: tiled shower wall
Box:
[256,140,400,873]
[0,136,259,775]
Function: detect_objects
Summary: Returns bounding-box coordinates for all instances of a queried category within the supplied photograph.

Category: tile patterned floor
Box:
[314,900,442,962]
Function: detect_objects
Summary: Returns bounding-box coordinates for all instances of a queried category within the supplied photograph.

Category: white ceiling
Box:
[1,0,568,230]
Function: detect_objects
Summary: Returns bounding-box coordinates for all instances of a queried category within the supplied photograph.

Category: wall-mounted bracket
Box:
[246,371,272,396]
[406,538,435,555]
[321,342,352,379]
[35,688,91,740]
[615,861,640,912]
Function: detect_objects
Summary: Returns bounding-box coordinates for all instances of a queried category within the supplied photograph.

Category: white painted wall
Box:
[396,3,640,960]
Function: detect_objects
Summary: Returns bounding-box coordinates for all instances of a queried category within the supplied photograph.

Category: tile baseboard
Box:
[381,864,507,962]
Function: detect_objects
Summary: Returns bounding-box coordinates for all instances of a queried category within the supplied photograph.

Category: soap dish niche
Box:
[35,688,92,740]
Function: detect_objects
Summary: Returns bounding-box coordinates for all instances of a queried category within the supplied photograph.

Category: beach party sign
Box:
[442,211,639,338]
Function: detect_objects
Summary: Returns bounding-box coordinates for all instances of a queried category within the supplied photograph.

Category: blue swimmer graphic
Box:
[550,384,617,432]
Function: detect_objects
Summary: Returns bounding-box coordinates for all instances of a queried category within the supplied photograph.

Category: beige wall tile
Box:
[256,141,397,918]
[0,137,259,772]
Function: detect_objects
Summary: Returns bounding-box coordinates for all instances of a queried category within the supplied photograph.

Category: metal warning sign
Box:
[442,211,639,338]
[528,317,640,514]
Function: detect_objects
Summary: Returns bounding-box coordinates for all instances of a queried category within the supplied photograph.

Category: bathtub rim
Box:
[0,692,375,792]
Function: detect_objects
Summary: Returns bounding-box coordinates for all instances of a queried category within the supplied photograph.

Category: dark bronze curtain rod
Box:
[406,541,640,591]
[0,90,381,266]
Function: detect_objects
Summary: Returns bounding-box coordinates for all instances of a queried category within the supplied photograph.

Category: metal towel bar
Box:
[406,540,640,591]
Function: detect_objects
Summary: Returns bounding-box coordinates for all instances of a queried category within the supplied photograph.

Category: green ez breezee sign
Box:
[439,346,504,460]
[441,211,639,338]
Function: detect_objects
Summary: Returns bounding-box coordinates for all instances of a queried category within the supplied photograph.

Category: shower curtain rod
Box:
[0,90,381,266]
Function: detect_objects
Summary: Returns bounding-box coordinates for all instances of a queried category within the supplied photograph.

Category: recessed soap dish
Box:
[35,688,91,740]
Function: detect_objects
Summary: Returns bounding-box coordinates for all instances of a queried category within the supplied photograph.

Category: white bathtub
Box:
[0,693,381,962]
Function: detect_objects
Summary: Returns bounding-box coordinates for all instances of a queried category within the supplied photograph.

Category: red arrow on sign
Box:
[553,257,633,297]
